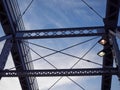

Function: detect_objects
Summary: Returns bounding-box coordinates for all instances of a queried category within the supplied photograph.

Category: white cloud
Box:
[0,77,21,90]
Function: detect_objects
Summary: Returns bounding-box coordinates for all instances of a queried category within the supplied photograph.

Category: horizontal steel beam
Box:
[1,68,119,77]
[15,26,105,39]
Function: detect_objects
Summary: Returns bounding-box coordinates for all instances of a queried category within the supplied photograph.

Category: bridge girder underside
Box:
[0,0,120,90]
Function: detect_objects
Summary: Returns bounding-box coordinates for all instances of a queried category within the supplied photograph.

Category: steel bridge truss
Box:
[0,0,120,90]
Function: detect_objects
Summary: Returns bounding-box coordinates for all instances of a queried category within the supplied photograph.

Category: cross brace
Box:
[1,68,119,77]
[16,26,105,39]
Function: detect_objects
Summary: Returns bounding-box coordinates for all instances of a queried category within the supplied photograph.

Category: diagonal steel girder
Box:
[0,39,12,70]
[0,35,12,42]
[0,0,39,90]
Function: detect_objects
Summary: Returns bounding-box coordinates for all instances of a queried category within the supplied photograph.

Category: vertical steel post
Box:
[110,32,120,77]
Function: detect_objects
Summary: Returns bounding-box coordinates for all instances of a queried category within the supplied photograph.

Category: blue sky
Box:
[18,0,106,29]
[0,0,120,90]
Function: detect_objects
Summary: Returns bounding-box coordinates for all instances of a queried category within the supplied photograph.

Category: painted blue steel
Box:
[0,68,118,77]
[0,39,12,70]
[0,0,39,90]
[102,0,120,90]
[15,26,105,39]
[0,35,12,42]
[0,0,120,90]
